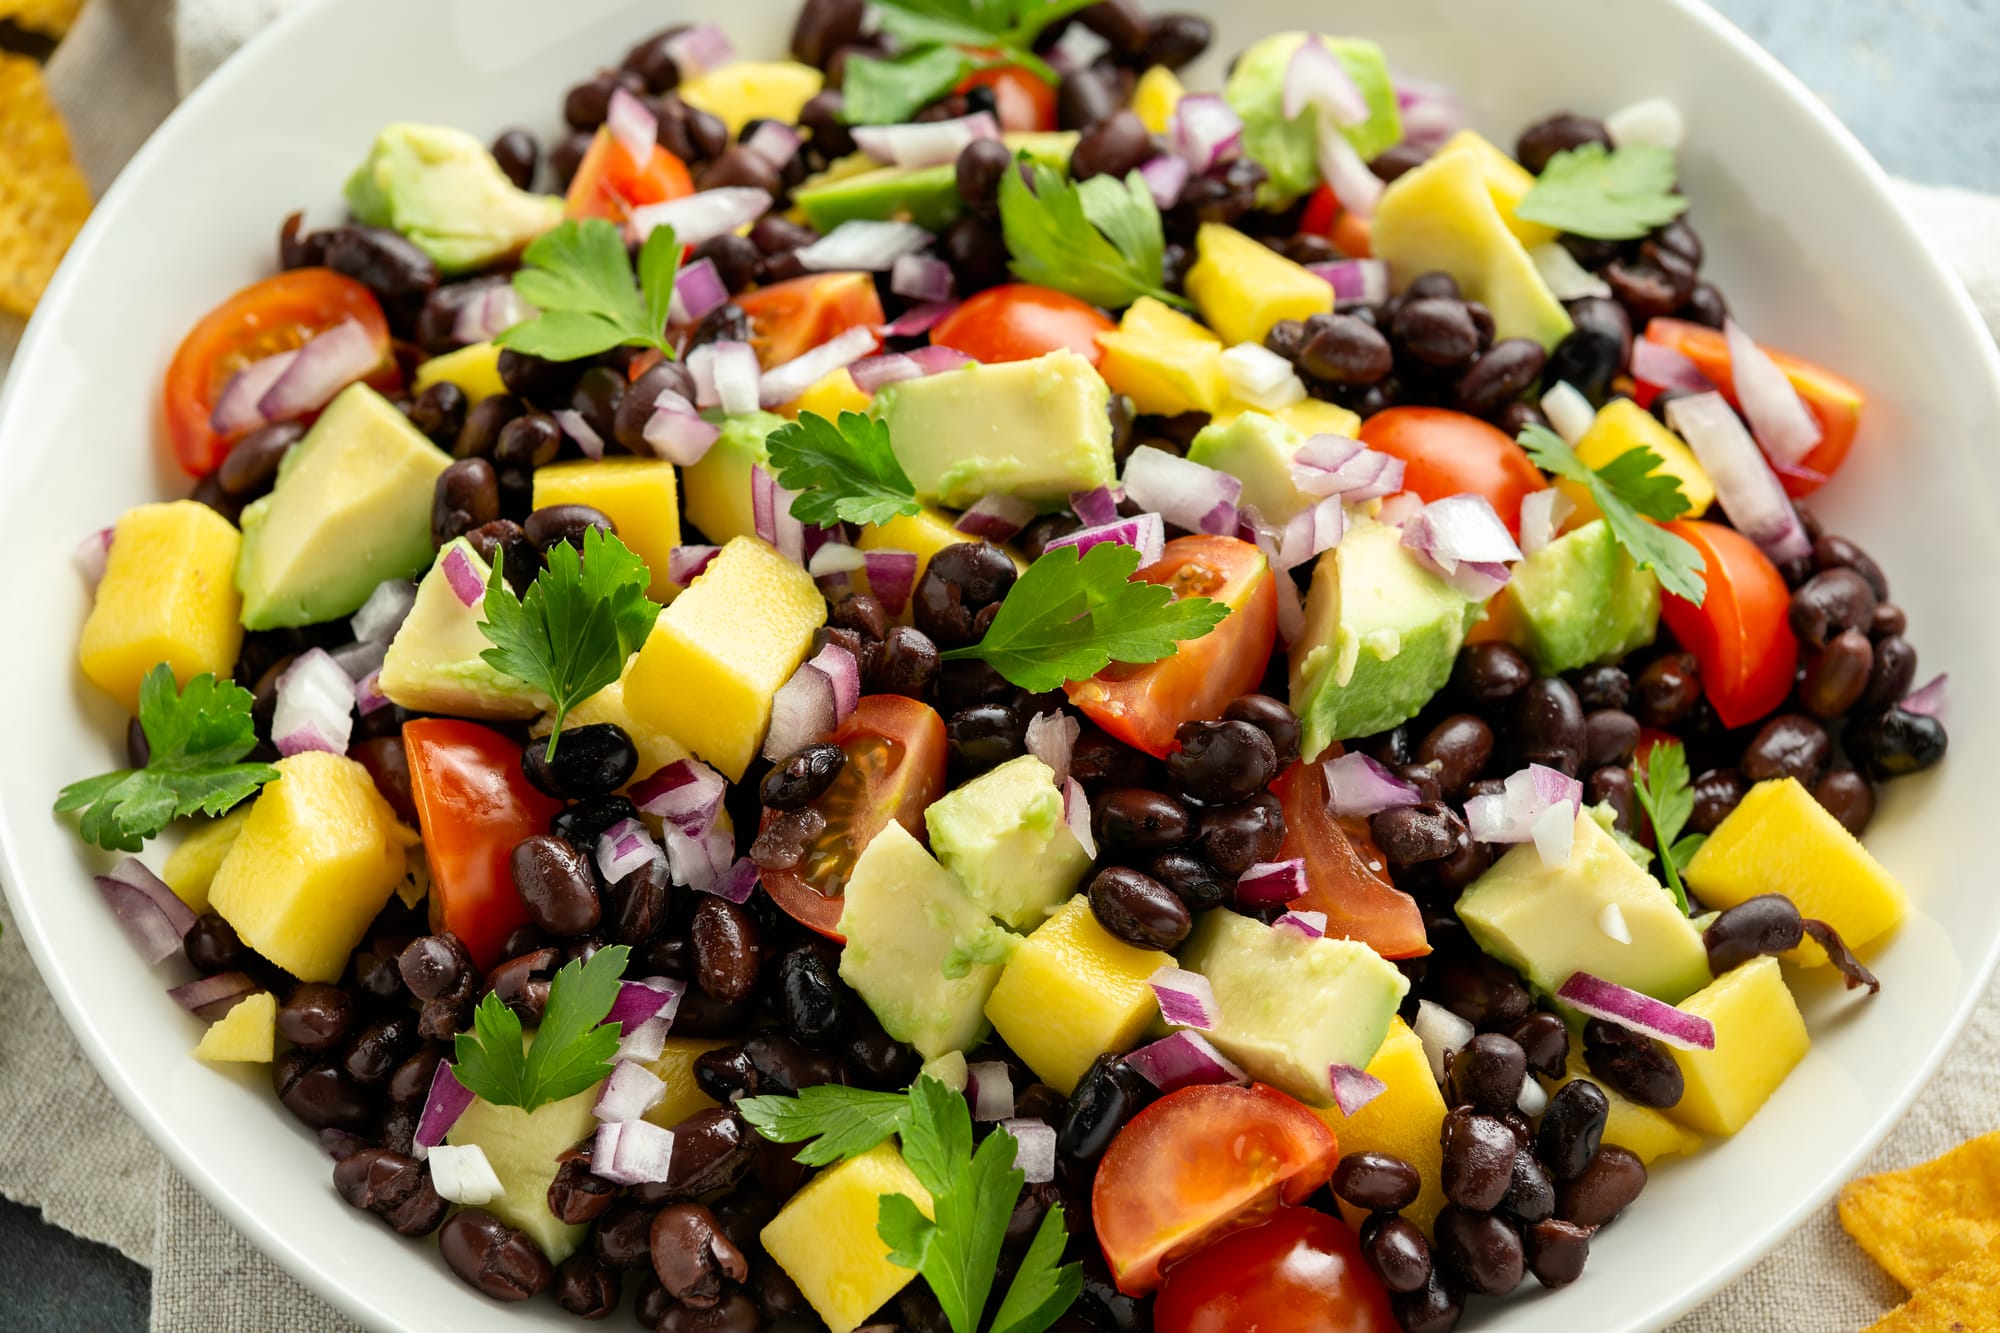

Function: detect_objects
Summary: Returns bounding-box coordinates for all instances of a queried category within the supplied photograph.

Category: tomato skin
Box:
[1659,519,1799,729]
[401,719,566,972]
[1155,1208,1397,1333]
[163,268,394,476]
[956,59,1057,132]
[759,695,949,938]
[1299,184,1340,238]
[1297,186,1372,257]
[562,127,695,223]
[1358,407,1548,533]
[931,284,1116,366]
[1273,759,1429,959]
[1330,210,1373,260]
[1067,536,1278,758]
[737,271,886,369]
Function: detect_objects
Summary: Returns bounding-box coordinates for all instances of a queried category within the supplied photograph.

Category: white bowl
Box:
[3,0,1997,1328]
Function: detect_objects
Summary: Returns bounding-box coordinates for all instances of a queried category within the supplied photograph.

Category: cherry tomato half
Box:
[402,719,565,971]
[956,57,1057,133]
[1358,407,1548,534]
[163,268,394,476]
[1094,1082,1341,1295]
[931,284,1116,366]
[1155,1207,1397,1333]
[737,270,886,370]
[1273,758,1429,960]
[758,694,949,938]
[1298,186,1373,258]
[563,127,695,223]
[1066,535,1278,758]
[1659,519,1799,729]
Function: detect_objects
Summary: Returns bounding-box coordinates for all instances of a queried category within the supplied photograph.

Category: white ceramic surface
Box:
[2,0,1997,1328]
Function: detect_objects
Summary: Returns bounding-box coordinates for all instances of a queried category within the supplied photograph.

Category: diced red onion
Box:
[166,971,261,1022]
[607,977,685,1033]
[966,1061,1015,1121]
[1413,999,1474,1084]
[1046,19,1110,75]
[1149,965,1218,1030]
[1402,494,1522,573]
[663,22,733,77]
[643,402,721,466]
[812,642,861,723]
[607,87,659,168]
[1062,777,1097,859]
[743,120,802,172]
[1517,1073,1549,1118]
[1307,258,1390,306]
[1123,1031,1247,1093]
[1272,566,1305,645]
[1540,381,1596,444]
[441,543,485,607]
[630,187,773,246]
[597,818,665,886]
[878,302,963,338]
[760,324,881,408]
[1605,97,1685,152]
[890,252,955,303]
[1235,858,1307,909]
[852,112,1000,168]
[1123,445,1243,537]
[426,1143,503,1205]
[764,656,838,761]
[711,856,760,904]
[1530,241,1613,302]
[595,1059,670,1123]
[618,1014,671,1063]
[796,221,932,273]
[1665,391,1811,564]
[1376,491,1424,526]
[1316,115,1383,219]
[453,284,535,344]
[663,822,744,899]
[631,758,727,836]
[750,464,809,562]
[1631,337,1713,395]
[211,348,298,435]
[1598,903,1633,945]
[1530,798,1576,867]
[351,578,417,644]
[354,669,391,716]
[1283,35,1369,125]
[1290,434,1404,503]
[73,526,114,589]
[690,340,762,416]
[1171,93,1243,172]
[999,1117,1057,1183]
[592,1119,676,1185]
[955,493,1038,542]
[909,347,973,378]
[1557,971,1717,1051]
[274,648,355,757]
[1069,485,1124,527]
[667,544,720,588]
[1220,342,1305,412]
[1517,488,1574,556]
[1138,154,1189,209]
[329,637,388,682]
[1025,711,1079,787]
[1466,764,1582,847]
[1393,73,1465,149]
[1902,673,1948,722]
[1045,512,1165,567]
[415,1060,475,1150]
[553,408,606,460]
[1323,751,1421,817]
[1260,496,1342,571]
[849,354,923,393]
[1274,909,1328,939]
[258,319,379,423]
[1723,319,1821,468]
[1328,1062,1387,1116]
[863,549,919,616]
[673,257,730,326]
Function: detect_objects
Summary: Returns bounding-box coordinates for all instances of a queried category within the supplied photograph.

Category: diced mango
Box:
[1685,777,1908,966]
[161,806,253,914]
[535,649,693,787]
[1561,399,1715,524]
[1549,1055,1703,1164]
[985,895,1169,1094]
[678,61,824,136]
[533,458,683,600]
[624,536,826,780]
[1131,65,1185,134]
[1095,296,1229,416]
[1316,1018,1448,1235]
[1185,223,1333,347]
[1664,956,1809,1136]
[1211,395,1363,440]
[787,368,873,420]
[413,340,507,403]
[79,501,244,713]
[192,990,275,1063]
[207,752,418,983]
[1434,129,1559,248]
[642,1038,727,1130]
[448,1081,601,1264]
[762,1142,933,1333]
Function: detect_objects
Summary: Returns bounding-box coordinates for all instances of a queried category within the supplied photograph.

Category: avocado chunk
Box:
[446,1078,601,1265]
[236,384,452,629]
[925,755,1092,931]
[1370,144,1575,350]
[378,539,548,719]
[346,123,563,275]
[874,350,1115,508]
[837,822,1018,1060]
[682,409,788,546]
[795,133,1077,232]
[1492,519,1661,674]
[1186,410,1319,525]
[1456,810,1712,1006]
[1224,33,1402,208]
[1179,908,1409,1108]
[1289,521,1480,761]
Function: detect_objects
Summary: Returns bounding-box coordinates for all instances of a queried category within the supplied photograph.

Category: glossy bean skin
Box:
[1582,1021,1684,1109]
[1800,630,1874,718]
[1446,1033,1528,1117]
[1391,1267,1466,1333]
[1087,866,1192,950]
[1740,714,1832,787]
[1688,767,1748,833]
[1454,642,1533,705]
[1524,1217,1593,1288]
[1508,1012,1571,1081]
[1191,792,1285,876]
[440,1208,555,1301]
[1501,1150,1556,1224]
[1845,708,1949,779]
[1814,768,1876,836]
[1360,1212,1433,1293]
[1167,719,1278,805]
[1514,678,1587,776]
[523,724,638,799]
[637,1109,760,1204]
[650,1203,749,1309]
[1094,787,1192,852]
[1702,894,1805,974]
[690,897,763,1003]
[1790,568,1876,649]
[554,1251,621,1319]
[277,983,356,1054]
[1058,1053,1153,1163]
[1536,1079,1609,1181]
[1222,693,1302,766]
[1149,851,1229,913]
[547,1147,621,1226]
[510,834,603,937]
[333,1147,450,1236]
[1433,1205,1525,1296]
[1440,1110,1517,1212]
[1632,652,1701,728]
[1417,715,1493,799]
[1555,1146,1647,1227]
[776,944,848,1046]
[1333,1152,1421,1212]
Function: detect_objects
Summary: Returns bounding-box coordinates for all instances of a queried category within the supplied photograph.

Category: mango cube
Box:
[678,61,824,136]
[1131,65,1184,134]
[1095,296,1228,416]
[412,340,507,403]
[1685,777,1908,966]
[1562,399,1715,524]
[762,1141,932,1333]
[641,1038,726,1131]
[533,458,683,600]
[1664,956,1809,1136]
[207,752,417,982]
[1433,129,1559,248]
[787,368,873,420]
[1549,1055,1702,1164]
[161,805,253,914]
[79,501,244,713]
[448,1083,601,1264]
[536,652,693,788]
[1185,223,1333,347]
[985,895,1169,1093]
[624,536,826,780]
[192,990,275,1063]
[1211,396,1362,441]
[1316,1018,1448,1235]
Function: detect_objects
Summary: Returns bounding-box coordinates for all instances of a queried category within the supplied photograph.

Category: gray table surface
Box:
[3,1,1996,1328]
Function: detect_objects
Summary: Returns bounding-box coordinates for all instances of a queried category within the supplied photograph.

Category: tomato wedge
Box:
[1094,1083,1341,1295]
[955,56,1057,133]
[563,127,695,223]
[758,695,949,938]
[1358,407,1547,533]
[163,268,395,476]
[737,271,886,370]
[1273,758,1429,959]
[932,284,1116,366]
[402,719,564,971]
[1067,536,1278,759]
[1155,1207,1396,1333]
[1644,317,1863,497]
[1298,186,1372,258]
[1659,519,1799,729]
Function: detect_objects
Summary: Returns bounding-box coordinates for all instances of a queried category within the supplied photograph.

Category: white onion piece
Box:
[554,408,607,461]
[1323,751,1422,817]
[1272,567,1305,645]
[329,637,388,682]
[617,1015,671,1064]
[1307,259,1390,306]
[807,542,868,577]
[211,348,299,435]
[1047,19,1110,73]
[1123,1032,1247,1093]
[1220,342,1306,411]
[643,403,721,466]
[1414,999,1475,1085]
[1172,94,1244,172]
[1598,903,1633,945]
[1025,710,1079,787]
[743,120,802,171]
[1517,488,1574,556]
[273,648,355,757]
[863,549,919,616]
[1516,1074,1550,1118]
[1665,391,1811,563]
[1557,972,1717,1051]
[1044,512,1165,567]
[667,544,720,587]
[1000,1117,1058,1183]
[1062,777,1097,859]
[630,188,773,246]
[354,670,391,716]
[1605,97,1685,151]
[795,220,932,272]
[1284,35,1369,125]
[1315,111,1383,218]
[1540,381,1596,444]
[1723,319,1821,467]
[890,252,955,303]
[966,1061,1015,1121]
[1235,858,1307,908]
[441,544,485,607]
[73,526,114,590]
[592,1120,676,1186]
[1466,764,1583,844]
[1401,494,1522,572]
[1123,445,1242,536]
[594,1060,669,1123]
[258,319,379,422]
[630,759,727,836]
[1529,798,1577,868]
[852,112,1000,168]
[1275,909,1328,939]
[955,493,1038,542]
[1530,242,1612,301]
[664,22,734,77]
[760,324,880,407]
[1328,1062,1387,1116]
[1149,965,1218,1029]
[688,340,761,416]
[414,1060,473,1151]
[1138,154,1189,209]
[426,1144,504,1205]
[350,578,418,645]
[607,87,659,167]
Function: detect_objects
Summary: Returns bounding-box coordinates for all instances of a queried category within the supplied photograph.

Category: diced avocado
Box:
[677,61,824,137]
[1094,296,1229,417]
[925,755,1091,931]
[1289,521,1479,759]
[1180,908,1409,1108]
[1493,519,1661,674]
[795,133,1076,231]
[1224,33,1402,208]
[874,350,1114,508]
[345,123,562,275]
[1370,144,1575,350]
[379,539,548,719]
[1455,811,1713,1005]
[236,384,451,630]
[1185,223,1333,348]
[837,822,1016,1060]
[447,1078,601,1264]
[682,410,787,546]
[1433,129,1559,248]
[1187,409,1319,525]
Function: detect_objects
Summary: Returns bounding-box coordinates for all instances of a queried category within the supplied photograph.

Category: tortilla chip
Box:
[0,52,92,316]
[0,0,86,40]
[1840,1129,2000,1291]
[1862,1245,2000,1333]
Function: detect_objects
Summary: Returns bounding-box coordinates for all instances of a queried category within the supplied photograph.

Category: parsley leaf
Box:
[765,410,923,527]
[738,1084,915,1167]
[478,526,661,760]
[1516,142,1689,241]
[1632,741,1696,914]
[842,47,981,126]
[940,542,1229,692]
[55,665,279,852]
[998,159,1191,311]
[992,1205,1085,1333]
[453,944,631,1112]
[495,218,680,362]
[862,0,1094,88]
[1517,424,1707,604]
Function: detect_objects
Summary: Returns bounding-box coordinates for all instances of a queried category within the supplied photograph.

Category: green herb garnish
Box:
[840,0,1097,124]
[739,1083,917,1166]
[1517,423,1707,604]
[494,217,680,363]
[451,944,632,1113]
[998,158,1188,312]
[764,410,923,527]
[1516,142,1689,241]
[1631,740,1701,915]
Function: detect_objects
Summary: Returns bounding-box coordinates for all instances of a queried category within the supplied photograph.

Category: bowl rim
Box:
[2,0,1997,1328]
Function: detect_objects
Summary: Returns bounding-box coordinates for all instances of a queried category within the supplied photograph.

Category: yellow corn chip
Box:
[1,0,86,40]
[1862,1245,2000,1333]
[1840,1129,2000,1292]
[0,52,91,316]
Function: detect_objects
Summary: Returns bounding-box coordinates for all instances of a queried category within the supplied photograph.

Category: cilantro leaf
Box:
[991,1203,1085,1333]
[941,542,1229,692]
[453,944,630,1112]
[1632,740,1696,914]
[1516,142,1689,241]
[841,46,980,126]
[863,0,1093,84]
[998,159,1190,311]
[765,411,923,527]
[451,991,530,1109]
[1517,424,1707,604]
[478,526,661,760]
[55,665,279,852]
[739,1084,914,1167]
[496,218,680,362]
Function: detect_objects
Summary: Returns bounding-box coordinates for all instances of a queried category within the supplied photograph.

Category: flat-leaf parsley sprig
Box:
[999,159,1190,312]
[1515,142,1688,241]
[451,943,632,1112]
[494,217,681,363]
[1517,423,1707,604]
[1631,739,1703,915]
[764,411,923,528]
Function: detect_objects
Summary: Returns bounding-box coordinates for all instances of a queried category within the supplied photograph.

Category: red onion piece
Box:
[907,344,973,375]
[166,971,261,1022]
[689,339,763,416]
[329,637,388,683]
[1328,1062,1387,1116]
[350,578,417,644]
[1272,561,1305,646]
[354,669,391,716]
[1044,512,1165,567]
[750,464,812,562]
[415,1060,475,1150]
[618,1014,670,1063]
[1557,971,1717,1051]
[1631,337,1713,395]
[553,408,606,460]
[1269,496,1345,571]
[998,1117,1057,1183]
[708,854,761,905]
[1393,74,1465,149]
[1665,391,1811,564]
[663,22,734,77]
[1275,909,1328,939]
[810,642,861,724]
[1068,485,1123,527]
[1323,751,1422,817]
[796,220,933,273]
[596,817,664,885]
[211,347,298,435]
[890,252,955,303]
[630,187,772,247]
[1062,777,1097,859]
[673,257,730,325]
[1221,342,1305,412]
[743,120,802,172]
[591,1119,676,1185]
[852,112,1000,168]
[1025,710,1079,787]
[1235,858,1307,909]
[1414,999,1474,1083]
[966,1061,1015,1120]
[1902,673,1949,722]
[274,648,356,757]
[594,1059,670,1123]
[440,544,486,607]
[1171,93,1244,172]
[607,88,659,168]
[1148,965,1218,1029]
[258,319,380,422]
[1401,494,1522,572]
[1138,154,1189,209]
[863,549,919,616]
[1307,258,1389,306]
[74,526,114,589]
[1465,764,1582,847]
[453,284,536,344]
[956,493,1038,542]
[878,301,962,338]
[1284,35,1369,125]
[1290,434,1404,502]
[1316,114,1384,219]
[662,823,741,897]
[667,544,720,588]
[1124,1031,1247,1093]
[1517,489,1574,556]
[631,759,727,835]
[643,403,721,466]
[764,656,838,761]
[1723,319,1822,467]
[760,324,881,407]
[849,354,923,393]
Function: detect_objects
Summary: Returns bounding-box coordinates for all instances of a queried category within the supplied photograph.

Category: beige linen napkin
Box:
[2,5,1999,1331]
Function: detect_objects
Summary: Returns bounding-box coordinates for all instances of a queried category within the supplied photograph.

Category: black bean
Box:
[1440,1111,1517,1211]
[748,807,824,871]
[1516,112,1613,174]
[1858,634,1917,713]
[614,362,697,452]
[1454,642,1534,705]
[1812,534,1889,598]
[343,1014,417,1085]
[333,1147,450,1236]
[1167,719,1278,805]
[1391,1267,1466,1333]
[568,366,627,445]
[497,349,581,406]
[1790,568,1877,650]
[844,1014,922,1090]
[1373,801,1458,868]
[1534,1078,1608,1183]
[455,393,523,460]
[511,834,603,937]
[1148,851,1228,913]
[547,1146,621,1226]
[1071,109,1153,182]
[594,1200,657,1269]
[1633,652,1702,728]
[273,1052,375,1131]
[1870,602,1907,638]
[1191,792,1284,875]
[1416,715,1493,799]
[184,913,248,975]
[1508,1013,1570,1081]
[1333,1152,1421,1212]
[1448,1034,1529,1116]
[1604,243,1695,322]
[604,857,670,946]
[1392,298,1481,368]
[1514,677,1587,776]
[1556,1145,1646,1227]
[323,226,439,329]
[1545,297,1631,404]
[941,213,1011,290]
[217,421,305,498]
[1797,630,1872,720]
[829,592,888,644]
[547,131,592,189]
[1370,143,1431,183]
[1095,787,1191,852]
[947,703,1026,773]
[405,384,470,454]
[760,742,845,812]
[524,723,639,800]
[1680,766,1744,835]
[1056,64,1120,130]
[432,458,500,548]
[398,932,471,1001]
[1299,314,1394,385]
[525,503,616,555]
[442,1208,555,1301]
[1582,1021,1683,1108]
[278,983,356,1054]
[696,142,782,193]
[866,626,941,699]
[649,1202,749,1309]
[1143,11,1211,68]
[1222,693,1302,766]
[1680,282,1728,327]
[563,69,645,131]
[1740,713,1832,787]
[791,0,865,67]
[657,1291,760,1333]
[1570,664,1631,712]
[484,127,539,190]
[1846,708,1948,779]
[494,412,564,473]
[1433,1204,1524,1296]
[1058,1053,1153,1162]
[1702,894,1805,975]
[772,944,846,1048]
[1582,709,1640,770]
[386,1047,443,1107]
[1087,866,1192,951]
[1814,768,1876,836]
[1455,339,1547,416]
[551,1250,620,1319]
[914,542,1017,647]
[690,897,762,1003]
[1069,726,1154,790]
[1360,1212,1433,1293]
[1523,1217,1592,1288]
[487,947,560,1023]
[1407,273,1462,300]
[1433,954,1533,1030]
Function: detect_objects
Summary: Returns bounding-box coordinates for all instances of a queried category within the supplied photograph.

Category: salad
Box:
[54,0,1952,1329]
